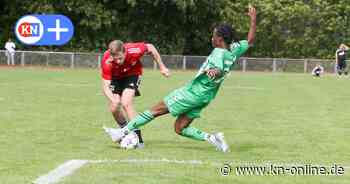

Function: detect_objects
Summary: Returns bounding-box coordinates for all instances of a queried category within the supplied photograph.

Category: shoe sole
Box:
[103,126,120,143]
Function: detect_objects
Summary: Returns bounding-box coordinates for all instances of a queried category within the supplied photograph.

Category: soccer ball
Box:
[120,132,139,149]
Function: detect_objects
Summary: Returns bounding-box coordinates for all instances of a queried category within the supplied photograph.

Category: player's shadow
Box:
[146,140,214,152]
[105,140,226,153]
[107,145,122,149]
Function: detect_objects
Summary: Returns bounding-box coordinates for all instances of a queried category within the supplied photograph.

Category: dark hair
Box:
[215,24,239,44]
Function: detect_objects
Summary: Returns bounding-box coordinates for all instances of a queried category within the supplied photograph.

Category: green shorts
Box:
[164,87,209,119]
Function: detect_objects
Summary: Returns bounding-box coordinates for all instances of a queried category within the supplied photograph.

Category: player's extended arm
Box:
[102,79,117,104]
[247,6,257,46]
[146,43,170,77]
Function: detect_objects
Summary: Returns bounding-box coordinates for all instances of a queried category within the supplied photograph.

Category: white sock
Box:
[206,134,216,145]
[204,134,211,141]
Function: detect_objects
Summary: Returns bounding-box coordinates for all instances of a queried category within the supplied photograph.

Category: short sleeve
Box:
[127,42,147,58]
[139,43,148,54]
[230,40,249,58]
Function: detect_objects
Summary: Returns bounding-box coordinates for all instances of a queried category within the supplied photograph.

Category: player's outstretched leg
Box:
[103,101,169,142]
[103,110,154,143]
[174,115,229,152]
[125,101,169,131]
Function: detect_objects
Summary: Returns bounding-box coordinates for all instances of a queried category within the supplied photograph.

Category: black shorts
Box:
[338,61,347,70]
[110,75,141,96]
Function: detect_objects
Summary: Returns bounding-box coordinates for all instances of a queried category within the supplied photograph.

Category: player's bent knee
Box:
[174,127,182,135]
[121,100,133,110]
[109,102,120,112]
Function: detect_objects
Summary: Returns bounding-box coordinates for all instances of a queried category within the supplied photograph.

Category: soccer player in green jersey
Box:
[104,6,257,152]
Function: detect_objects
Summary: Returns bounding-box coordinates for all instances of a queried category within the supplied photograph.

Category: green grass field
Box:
[0,67,349,184]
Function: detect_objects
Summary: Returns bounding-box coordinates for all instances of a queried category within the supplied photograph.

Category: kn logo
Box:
[15,15,74,45]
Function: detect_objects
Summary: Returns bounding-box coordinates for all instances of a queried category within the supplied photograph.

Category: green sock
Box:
[180,126,209,141]
[126,110,154,131]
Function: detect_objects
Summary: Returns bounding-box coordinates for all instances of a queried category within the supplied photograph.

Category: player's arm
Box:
[247,5,257,46]
[146,43,170,77]
[102,79,116,103]
[101,56,117,103]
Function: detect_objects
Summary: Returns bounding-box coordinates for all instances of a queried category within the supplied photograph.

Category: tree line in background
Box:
[1,0,349,59]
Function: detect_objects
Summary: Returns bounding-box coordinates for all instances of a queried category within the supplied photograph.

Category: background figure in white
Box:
[311,63,324,77]
[5,38,16,65]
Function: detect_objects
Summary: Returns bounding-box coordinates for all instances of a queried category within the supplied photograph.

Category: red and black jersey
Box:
[101,42,148,80]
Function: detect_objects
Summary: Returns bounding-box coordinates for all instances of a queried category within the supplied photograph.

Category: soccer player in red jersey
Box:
[101,40,170,148]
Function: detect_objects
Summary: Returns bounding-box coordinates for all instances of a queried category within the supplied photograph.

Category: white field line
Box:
[33,160,88,184]
[33,159,350,184]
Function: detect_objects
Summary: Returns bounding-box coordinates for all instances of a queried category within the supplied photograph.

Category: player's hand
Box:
[206,68,221,79]
[160,66,170,77]
[247,5,256,20]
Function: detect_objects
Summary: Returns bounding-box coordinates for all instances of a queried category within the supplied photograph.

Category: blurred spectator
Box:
[311,63,324,77]
[335,43,349,77]
[5,38,16,65]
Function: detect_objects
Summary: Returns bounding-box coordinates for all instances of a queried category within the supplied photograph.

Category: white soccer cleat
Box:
[103,126,126,143]
[135,142,145,149]
[208,132,230,152]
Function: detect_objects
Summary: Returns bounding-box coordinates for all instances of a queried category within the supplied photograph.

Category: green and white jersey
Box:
[185,40,249,102]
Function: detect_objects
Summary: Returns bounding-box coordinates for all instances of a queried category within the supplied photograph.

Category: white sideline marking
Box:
[33,159,350,184]
[33,159,202,184]
[33,160,88,184]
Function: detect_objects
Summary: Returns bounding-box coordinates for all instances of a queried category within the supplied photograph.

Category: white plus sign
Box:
[47,19,69,41]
